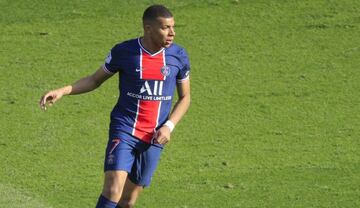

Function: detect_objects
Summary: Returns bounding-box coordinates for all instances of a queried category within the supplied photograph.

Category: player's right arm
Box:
[39,65,112,110]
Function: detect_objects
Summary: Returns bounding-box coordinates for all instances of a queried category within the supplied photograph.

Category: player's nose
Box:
[169,27,175,36]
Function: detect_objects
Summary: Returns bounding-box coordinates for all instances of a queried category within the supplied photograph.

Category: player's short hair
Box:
[143,5,173,25]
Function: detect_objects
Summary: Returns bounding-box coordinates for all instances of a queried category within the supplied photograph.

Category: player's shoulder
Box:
[166,43,189,58]
[166,43,190,70]
[111,38,139,53]
[167,43,187,53]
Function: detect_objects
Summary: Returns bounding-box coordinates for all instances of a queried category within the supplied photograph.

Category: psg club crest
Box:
[160,65,171,77]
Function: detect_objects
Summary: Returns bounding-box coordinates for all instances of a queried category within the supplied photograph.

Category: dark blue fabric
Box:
[96,195,117,208]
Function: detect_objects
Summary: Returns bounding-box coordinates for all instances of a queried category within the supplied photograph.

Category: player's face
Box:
[148,17,175,48]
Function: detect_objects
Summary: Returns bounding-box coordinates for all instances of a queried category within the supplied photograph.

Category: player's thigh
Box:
[118,178,144,206]
[128,144,163,187]
[102,170,128,201]
[104,136,136,172]
[102,134,137,200]
[103,170,129,190]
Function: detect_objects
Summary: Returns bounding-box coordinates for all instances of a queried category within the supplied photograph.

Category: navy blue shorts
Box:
[104,131,163,187]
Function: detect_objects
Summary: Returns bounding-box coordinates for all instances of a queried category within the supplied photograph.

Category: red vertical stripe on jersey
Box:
[141,50,165,80]
[133,50,165,142]
[134,100,160,142]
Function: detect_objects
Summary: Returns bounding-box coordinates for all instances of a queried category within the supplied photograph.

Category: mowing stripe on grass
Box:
[0,183,52,208]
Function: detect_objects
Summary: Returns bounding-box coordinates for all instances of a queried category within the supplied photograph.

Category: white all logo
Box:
[140,81,163,96]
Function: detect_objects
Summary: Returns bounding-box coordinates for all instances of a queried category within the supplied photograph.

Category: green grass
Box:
[1,0,360,207]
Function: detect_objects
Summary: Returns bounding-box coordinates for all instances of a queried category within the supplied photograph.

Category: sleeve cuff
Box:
[102,64,115,75]
[176,76,190,83]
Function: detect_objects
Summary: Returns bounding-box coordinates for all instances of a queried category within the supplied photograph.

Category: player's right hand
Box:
[154,126,171,145]
[39,89,64,110]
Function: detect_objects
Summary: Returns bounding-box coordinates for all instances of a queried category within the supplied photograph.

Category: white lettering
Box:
[159,81,163,96]
[142,95,152,100]
[154,81,158,96]
[140,81,152,95]
[139,81,164,96]
[127,92,142,99]
[127,92,172,101]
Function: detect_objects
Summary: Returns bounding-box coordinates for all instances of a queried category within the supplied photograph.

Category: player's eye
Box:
[163,25,174,29]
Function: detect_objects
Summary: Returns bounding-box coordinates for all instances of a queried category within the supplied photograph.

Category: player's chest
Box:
[121,51,181,81]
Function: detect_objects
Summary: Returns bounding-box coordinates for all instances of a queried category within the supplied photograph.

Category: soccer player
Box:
[39,5,190,208]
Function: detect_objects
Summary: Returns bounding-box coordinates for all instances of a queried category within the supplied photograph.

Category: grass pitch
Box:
[1,0,360,207]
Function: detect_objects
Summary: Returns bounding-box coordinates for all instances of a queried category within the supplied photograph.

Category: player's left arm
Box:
[155,79,191,144]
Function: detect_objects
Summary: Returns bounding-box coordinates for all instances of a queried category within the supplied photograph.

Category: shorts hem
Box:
[104,168,130,173]
[128,176,149,188]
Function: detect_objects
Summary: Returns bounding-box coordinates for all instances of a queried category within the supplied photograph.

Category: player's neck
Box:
[140,37,163,54]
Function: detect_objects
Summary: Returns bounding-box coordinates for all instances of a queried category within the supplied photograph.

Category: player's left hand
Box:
[155,126,171,145]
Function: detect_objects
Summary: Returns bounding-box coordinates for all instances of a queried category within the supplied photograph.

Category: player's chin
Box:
[164,41,173,48]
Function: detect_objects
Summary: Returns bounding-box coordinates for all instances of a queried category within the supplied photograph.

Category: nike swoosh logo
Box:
[135,67,143,72]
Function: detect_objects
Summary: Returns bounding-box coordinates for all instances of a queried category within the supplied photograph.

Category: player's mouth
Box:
[165,39,173,45]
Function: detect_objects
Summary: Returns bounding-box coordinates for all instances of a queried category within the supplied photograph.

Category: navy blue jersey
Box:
[103,38,190,143]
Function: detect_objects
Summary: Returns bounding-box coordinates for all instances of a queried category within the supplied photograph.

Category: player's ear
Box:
[144,24,152,34]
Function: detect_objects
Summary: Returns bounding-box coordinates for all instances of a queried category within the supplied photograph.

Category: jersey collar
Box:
[138,38,165,56]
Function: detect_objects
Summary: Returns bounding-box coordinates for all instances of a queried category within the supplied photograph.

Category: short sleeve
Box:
[176,48,190,82]
[103,45,122,74]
